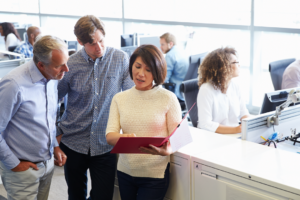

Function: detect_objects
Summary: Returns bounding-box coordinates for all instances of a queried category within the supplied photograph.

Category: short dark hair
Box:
[129,45,167,87]
[74,15,105,44]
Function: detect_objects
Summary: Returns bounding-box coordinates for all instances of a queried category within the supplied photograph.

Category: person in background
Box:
[197,47,250,134]
[281,60,300,89]
[0,35,68,200]
[160,32,189,107]
[106,44,182,200]
[0,22,21,51]
[56,15,134,200]
[14,26,41,58]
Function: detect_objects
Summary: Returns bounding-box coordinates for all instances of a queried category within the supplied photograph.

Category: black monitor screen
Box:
[121,34,134,47]
[260,88,300,114]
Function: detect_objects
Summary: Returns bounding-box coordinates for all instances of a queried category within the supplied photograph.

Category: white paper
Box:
[170,118,193,152]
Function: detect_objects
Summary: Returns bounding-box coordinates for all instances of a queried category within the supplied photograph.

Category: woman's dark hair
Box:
[0,22,21,41]
[198,47,237,93]
[129,45,167,87]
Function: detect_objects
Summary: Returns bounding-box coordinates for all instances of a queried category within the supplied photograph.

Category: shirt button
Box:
[96,93,98,95]
[91,132,93,134]
[95,107,97,109]
[95,78,97,80]
[94,120,96,122]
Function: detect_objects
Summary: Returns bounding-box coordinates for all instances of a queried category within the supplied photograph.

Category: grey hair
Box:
[33,35,67,66]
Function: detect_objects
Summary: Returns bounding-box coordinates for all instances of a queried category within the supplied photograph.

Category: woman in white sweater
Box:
[197,47,249,134]
[0,22,21,51]
[106,45,182,200]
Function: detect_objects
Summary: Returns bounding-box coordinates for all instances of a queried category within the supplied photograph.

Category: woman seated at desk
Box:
[0,22,21,51]
[197,47,249,134]
[106,44,181,200]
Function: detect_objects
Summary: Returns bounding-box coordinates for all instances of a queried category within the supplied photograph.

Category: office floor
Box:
[0,166,92,200]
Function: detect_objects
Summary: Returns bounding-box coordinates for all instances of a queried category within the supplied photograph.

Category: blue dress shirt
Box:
[165,45,189,101]
[0,60,59,169]
[14,40,33,58]
[57,47,134,156]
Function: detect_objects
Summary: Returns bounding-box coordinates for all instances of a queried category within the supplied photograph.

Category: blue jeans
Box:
[117,163,170,200]
[60,142,117,200]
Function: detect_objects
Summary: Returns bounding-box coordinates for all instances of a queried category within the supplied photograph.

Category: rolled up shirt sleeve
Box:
[197,85,220,132]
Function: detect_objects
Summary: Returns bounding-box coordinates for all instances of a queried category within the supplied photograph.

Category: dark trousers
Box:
[60,142,117,200]
[117,163,170,200]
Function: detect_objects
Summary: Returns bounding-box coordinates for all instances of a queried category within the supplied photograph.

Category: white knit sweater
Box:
[106,86,182,178]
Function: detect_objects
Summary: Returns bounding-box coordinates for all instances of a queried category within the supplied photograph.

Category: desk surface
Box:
[176,127,300,194]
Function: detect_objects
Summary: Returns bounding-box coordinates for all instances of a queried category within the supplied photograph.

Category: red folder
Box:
[110,103,195,154]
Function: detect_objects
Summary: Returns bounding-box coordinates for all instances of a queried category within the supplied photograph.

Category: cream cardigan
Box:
[106,86,182,178]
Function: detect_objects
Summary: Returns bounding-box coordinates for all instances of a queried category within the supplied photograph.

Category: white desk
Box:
[114,127,300,200]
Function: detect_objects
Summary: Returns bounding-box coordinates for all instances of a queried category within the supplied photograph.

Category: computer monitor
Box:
[138,36,160,49]
[16,28,26,41]
[121,34,134,47]
[260,87,300,114]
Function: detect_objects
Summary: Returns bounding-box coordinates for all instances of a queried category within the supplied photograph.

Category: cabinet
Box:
[192,161,299,200]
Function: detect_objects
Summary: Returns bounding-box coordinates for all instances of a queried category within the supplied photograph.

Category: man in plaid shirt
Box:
[14,26,41,58]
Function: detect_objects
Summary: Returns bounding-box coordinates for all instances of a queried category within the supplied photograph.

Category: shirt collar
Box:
[81,47,107,64]
[28,60,48,84]
[26,39,33,48]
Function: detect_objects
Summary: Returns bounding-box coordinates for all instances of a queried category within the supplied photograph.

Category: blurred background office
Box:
[1,0,300,114]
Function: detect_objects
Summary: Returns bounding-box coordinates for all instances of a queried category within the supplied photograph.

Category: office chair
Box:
[68,41,78,51]
[269,58,296,91]
[180,78,199,127]
[184,52,208,81]
[8,46,17,52]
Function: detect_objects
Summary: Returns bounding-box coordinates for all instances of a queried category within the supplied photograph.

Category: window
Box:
[124,0,251,25]
[252,31,300,107]
[255,0,300,28]
[41,16,122,48]
[0,0,39,13]
[39,0,122,18]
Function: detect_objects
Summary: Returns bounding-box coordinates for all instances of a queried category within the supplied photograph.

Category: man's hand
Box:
[54,146,67,167]
[11,161,38,172]
[56,135,63,144]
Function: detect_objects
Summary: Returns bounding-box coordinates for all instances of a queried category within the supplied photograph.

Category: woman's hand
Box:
[139,141,172,156]
[235,124,242,133]
[106,132,136,146]
[121,133,136,138]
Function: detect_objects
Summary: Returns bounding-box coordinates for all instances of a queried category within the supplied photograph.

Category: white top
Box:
[197,80,249,132]
[106,86,182,178]
[5,33,21,51]
[281,60,300,89]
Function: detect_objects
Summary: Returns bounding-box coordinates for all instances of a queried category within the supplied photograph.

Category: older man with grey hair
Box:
[0,35,69,200]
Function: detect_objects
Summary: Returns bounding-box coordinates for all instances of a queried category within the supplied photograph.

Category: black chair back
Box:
[269,58,295,90]
[121,46,138,58]
[180,78,199,127]
[8,45,17,52]
[184,52,208,81]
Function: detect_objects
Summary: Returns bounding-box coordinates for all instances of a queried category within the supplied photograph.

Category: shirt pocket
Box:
[105,74,118,98]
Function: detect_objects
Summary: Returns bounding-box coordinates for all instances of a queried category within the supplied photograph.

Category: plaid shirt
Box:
[13,40,33,58]
[57,47,134,156]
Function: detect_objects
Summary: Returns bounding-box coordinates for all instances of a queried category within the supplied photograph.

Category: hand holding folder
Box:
[110,103,195,154]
